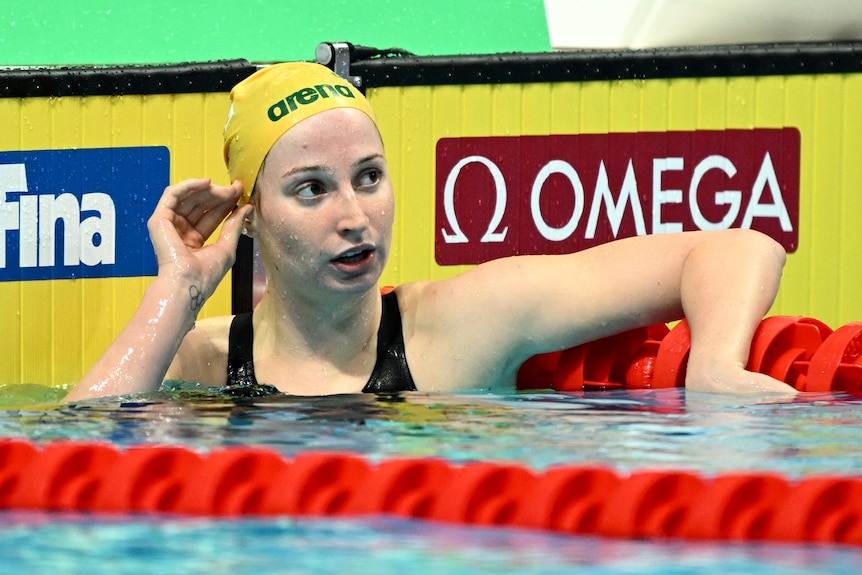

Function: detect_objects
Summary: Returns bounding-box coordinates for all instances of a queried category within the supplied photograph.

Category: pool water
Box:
[1,386,861,573]
[3,513,862,575]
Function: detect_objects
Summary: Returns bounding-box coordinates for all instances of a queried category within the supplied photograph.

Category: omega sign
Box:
[435,128,800,265]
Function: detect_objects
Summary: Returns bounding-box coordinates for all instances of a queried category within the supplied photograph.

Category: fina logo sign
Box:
[0,147,167,281]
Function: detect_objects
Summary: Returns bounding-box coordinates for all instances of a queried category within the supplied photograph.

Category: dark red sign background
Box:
[435,129,800,265]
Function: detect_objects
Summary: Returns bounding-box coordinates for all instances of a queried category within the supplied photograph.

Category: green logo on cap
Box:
[267,83,356,122]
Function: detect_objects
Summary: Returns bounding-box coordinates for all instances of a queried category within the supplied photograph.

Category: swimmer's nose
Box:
[336,190,370,238]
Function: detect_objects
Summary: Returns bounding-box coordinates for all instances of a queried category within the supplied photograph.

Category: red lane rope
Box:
[517,316,862,392]
[1,439,861,546]
[2,315,860,544]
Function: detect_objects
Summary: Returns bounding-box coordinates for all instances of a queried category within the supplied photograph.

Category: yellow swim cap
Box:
[223,62,377,204]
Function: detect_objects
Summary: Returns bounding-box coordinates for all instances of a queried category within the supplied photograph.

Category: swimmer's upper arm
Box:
[422,229,785,371]
[419,232,723,361]
[404,228,789,394]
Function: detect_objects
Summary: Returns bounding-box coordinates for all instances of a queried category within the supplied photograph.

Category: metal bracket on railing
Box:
[315,42,363,89]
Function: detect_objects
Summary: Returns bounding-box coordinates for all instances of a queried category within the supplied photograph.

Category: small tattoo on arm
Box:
[189,285,205,313]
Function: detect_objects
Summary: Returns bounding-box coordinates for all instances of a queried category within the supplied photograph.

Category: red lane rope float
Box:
[517,316,862,393]
[1,439,861,546]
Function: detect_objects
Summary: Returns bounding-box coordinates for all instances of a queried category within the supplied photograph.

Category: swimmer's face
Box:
[251,107,394,296]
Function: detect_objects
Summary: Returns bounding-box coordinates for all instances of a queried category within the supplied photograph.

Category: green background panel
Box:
[1,1,551,66]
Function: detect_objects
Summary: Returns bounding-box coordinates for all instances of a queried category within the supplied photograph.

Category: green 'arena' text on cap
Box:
[267,84,356,122]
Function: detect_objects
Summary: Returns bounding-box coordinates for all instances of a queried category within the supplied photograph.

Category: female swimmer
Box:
[65,62,791,401]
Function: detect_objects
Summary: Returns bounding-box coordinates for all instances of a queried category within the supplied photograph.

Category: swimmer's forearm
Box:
[681,229,787,390]
[63,277,199,401]
[66,181,249,402]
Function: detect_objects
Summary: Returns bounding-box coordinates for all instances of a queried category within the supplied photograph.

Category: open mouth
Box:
[333,248,373,265]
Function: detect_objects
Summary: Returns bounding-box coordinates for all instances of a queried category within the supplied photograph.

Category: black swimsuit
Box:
[225,291,417,394]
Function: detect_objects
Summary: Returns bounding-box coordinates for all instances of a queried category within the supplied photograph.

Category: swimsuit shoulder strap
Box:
[363,290,417,393]
[226,312,259,388]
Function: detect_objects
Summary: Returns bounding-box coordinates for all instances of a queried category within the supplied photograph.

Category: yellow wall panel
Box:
[694,78,727,130]
[1,92,235,387]
[4,60,862,388]
[608,80,645,133]
[548,83,581,134]
[369,73,862,329]
[521,83,551,135]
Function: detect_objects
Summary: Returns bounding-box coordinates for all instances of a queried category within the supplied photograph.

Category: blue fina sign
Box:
[0,146,168,281]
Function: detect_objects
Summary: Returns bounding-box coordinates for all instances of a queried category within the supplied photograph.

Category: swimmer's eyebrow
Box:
[278,154,385,179]
[352,153,385,167]
[278,164,329,179]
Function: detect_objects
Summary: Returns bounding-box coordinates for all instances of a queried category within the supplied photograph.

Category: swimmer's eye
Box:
[295,181,326,199]
[357,168,382,188]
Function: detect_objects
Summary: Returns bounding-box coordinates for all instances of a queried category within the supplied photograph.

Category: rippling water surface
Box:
[2,385,861,477]
[1,385,861,573]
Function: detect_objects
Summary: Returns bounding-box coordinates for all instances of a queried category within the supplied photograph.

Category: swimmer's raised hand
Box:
[65,178,253,401]
[148,178,253,297]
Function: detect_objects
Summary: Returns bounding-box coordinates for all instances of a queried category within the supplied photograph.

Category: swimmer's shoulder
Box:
[165,314,235,386]
[395,274,536,391]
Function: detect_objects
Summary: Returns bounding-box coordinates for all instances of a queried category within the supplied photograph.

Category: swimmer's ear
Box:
[242,210,257,238]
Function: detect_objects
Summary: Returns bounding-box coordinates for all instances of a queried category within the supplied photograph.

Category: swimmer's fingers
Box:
[213,203,254,266]
[191,181,246,240]
[732,372,798,394]
[166,179,242,223]
[161,202,252,286]
[685,364,798,394]
[153,179,243,245]
[158,178,215,210]
[148,191,250,286]
[187,203,253,287]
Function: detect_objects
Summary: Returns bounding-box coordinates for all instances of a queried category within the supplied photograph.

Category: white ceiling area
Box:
[545,0,862,49]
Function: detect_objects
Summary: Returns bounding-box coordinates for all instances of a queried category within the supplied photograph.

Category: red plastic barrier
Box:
[553,325,668,391]
[430,462,537,525]
[259,452,372,516]
[768,476,862,544]
[2,439,861,547]
[651,321,692,388]
[180,447,289,516]
[516,351,561,390]
[680,472,792,541]
[93,445,204,513]
[0,439,39,509]
[804,323,862,393]
[596,470,706,538]
[347,457,452,518]
[515,316,862,393]
[10,442,121,511]
[514,465,620,533]
[747,316,832,389]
